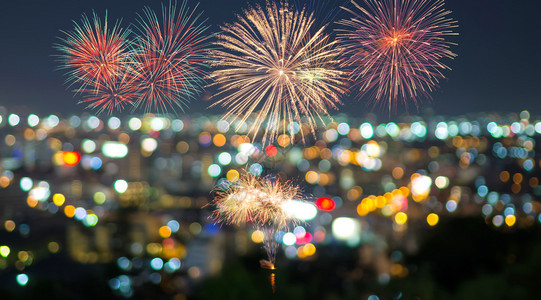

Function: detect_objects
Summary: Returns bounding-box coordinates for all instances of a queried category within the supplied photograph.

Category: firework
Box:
[337,0,457,111]
[212,172,302,228]
[209,0,348,145]
[129,1,211,112]
[212,172,305,266]
[56,12,131,92]
[79,72,137,114]
[212,174,266,226]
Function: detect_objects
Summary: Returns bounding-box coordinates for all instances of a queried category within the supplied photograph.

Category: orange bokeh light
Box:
[62,151,81,166]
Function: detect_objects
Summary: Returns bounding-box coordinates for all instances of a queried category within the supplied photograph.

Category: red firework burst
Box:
[56,12,132,92]
[79,72,137,114]
[129,1,211,112]
[338,0,458,111]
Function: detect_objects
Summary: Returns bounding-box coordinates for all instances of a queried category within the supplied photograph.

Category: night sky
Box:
[1,0,540,117]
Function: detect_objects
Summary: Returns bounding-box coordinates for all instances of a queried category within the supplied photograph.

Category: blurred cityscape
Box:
[0,106,540,299]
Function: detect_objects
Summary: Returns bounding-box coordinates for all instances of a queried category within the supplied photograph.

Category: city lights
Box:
[16,274,29,286]
[283,200,318,221]
[332,217,361,243]
[102,142,129,158]
[0,246,10,257]
[2,108,541,298]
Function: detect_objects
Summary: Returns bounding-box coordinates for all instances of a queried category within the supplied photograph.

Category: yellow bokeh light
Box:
[146,243,163,256]
[53,151,64,166]
[226,169,240,182]
[159,226,172,238]
[395,212,408,225]
[357,202,368,216]
[297,246,306,258]
[399,187,410,197]
[427,213,439,226]
[18,251,29,262]
[366,141,381,157]
[361,197,376,212]
[4,220,15,232]
[53,193,65,206]
[305,171,319,184]
[376,195,387,209]
[48,242,60,253]
[251,230,265,243]
[303,243,316,256]
[392,189,402,197]
[505,215,516,227]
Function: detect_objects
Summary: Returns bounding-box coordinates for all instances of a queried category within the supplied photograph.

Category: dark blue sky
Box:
[1,0,540,117]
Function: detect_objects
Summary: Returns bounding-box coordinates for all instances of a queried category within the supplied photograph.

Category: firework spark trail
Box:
[259,225,280,269]
[212,172,305,267]
[56,12,132,93]
[337,0,457,111]
[209,0,348,145]
[130,0,212,113]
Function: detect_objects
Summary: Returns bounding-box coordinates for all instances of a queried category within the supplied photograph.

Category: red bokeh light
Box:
[265,145,278,157]
[295,232,313,245]
[316,197,335,211]
[162,238,175,248]
[149,130,160,139]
